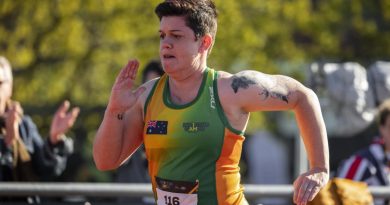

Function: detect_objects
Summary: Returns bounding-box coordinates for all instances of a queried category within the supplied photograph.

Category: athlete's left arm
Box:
[224,70,329,205]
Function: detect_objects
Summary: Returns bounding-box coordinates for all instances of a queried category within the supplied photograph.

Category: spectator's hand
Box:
[293,167,329,205]
[107,60,146,114]
[4,100,23,147]
[50,100,80,144]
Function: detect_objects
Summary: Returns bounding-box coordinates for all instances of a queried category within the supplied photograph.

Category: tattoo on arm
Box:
[260,89,289,103]
[117,113,124,120]
[231,75,257,93]
[231,72,290,104]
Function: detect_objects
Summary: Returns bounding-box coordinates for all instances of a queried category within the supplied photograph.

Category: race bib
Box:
[155,176,199,205]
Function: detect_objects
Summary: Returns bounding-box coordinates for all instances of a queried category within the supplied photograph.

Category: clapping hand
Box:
[4,101,23,146]
[50,100,80,144]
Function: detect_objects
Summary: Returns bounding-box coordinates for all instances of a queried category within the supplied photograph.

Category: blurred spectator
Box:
[0,56,79,203]
[337,98,390,205]
[141,60,165,83]
[114,59,163,205]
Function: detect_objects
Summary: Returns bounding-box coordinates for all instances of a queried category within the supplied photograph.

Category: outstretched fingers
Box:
[129,60,139,80]
[67,107,80,126]
[50,101,80,143]
[54,101,79,124]
[113,60,139,91]
[55,100,70,117]
[117,60,139,80]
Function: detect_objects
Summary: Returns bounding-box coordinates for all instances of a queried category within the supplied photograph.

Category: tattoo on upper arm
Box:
[260,89,289,103]
[231,72,291,104]
[231,75,256,93]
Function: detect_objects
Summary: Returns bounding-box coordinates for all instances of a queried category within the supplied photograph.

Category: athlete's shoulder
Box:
[216,69,259,93]
[215,70,232,86]
[214,70,232,94]
[215,70,247,110]
[215,70,233,79]
[216,69,262,83]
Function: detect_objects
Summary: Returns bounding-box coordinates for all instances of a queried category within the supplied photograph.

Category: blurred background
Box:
[1,0,389,184]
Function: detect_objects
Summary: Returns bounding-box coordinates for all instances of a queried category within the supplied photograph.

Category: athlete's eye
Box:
[159,33,165,39]
[172,34,182,39]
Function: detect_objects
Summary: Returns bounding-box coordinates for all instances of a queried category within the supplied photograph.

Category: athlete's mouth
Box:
[163,54,175,59]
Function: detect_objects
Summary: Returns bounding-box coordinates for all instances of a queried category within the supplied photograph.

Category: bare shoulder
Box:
[215,70,242,110]
[215,70,234,96]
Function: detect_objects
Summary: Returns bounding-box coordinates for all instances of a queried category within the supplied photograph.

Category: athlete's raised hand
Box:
[293,167,329,205]
[107,60,146,114]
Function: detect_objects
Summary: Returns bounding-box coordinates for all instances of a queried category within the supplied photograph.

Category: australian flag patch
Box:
[146,120,168,134]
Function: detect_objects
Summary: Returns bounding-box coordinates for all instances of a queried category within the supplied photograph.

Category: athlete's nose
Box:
[161,38,173,49]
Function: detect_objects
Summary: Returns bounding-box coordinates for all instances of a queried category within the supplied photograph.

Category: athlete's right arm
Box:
[93,60,150,171]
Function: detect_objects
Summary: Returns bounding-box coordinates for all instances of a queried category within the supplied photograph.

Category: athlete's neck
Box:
[168,67,207,105]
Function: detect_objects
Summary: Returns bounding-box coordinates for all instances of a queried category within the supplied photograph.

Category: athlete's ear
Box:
[199,34,213,53]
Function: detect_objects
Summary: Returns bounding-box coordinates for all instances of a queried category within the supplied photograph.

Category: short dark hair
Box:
[155,0,218,41]
[142,60,164,83]
[378,99,390,126]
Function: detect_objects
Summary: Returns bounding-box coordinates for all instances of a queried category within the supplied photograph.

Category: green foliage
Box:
[1,0,389,182]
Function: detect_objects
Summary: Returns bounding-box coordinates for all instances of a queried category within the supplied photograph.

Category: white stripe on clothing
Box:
[353,159,369,181]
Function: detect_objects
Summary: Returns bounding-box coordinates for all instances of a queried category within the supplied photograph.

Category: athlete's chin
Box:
[162,62,178,74]
[162,58,175,66]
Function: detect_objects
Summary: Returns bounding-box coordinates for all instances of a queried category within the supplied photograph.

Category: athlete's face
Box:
[159,16,203,77]
[380,115,390,147]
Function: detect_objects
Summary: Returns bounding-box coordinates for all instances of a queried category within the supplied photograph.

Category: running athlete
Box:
[93,0,329,205]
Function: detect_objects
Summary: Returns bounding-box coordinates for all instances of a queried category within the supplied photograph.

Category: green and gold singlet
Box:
[143,68,248,205]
